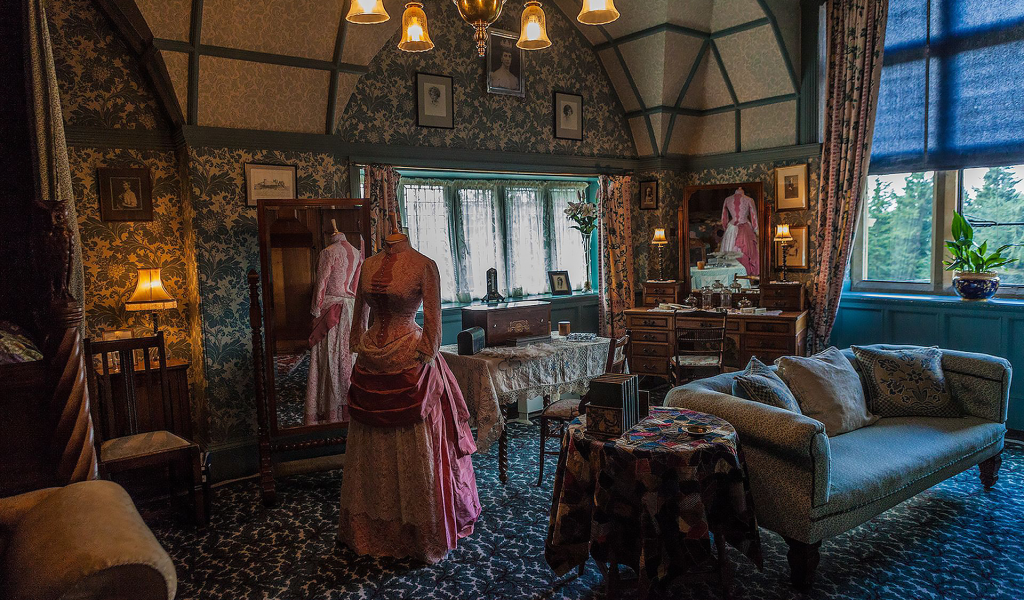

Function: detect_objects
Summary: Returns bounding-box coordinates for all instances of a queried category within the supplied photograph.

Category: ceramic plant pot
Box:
[952,271,1000,301]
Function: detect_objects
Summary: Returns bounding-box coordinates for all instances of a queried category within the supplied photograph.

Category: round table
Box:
[545,407,762,597]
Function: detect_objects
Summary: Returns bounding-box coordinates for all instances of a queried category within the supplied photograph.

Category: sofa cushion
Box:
[732,357,802,413]
[777,347,878,436]
[852,345,958,417]
[818,416,1005,518]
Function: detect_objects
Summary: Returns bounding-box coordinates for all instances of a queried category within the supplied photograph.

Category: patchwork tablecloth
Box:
[440,334,610,452]
[545,407,762,587]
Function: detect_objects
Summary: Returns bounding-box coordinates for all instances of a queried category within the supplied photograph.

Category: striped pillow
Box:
[732,357,802,413]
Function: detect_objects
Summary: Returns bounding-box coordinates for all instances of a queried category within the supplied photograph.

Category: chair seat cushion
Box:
[101,431,192,463]
[671,354,721,367]
[541,399,582,419]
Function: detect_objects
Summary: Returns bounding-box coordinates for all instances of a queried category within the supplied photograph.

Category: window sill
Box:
[842,290,1024,308]
[433,292,600,314]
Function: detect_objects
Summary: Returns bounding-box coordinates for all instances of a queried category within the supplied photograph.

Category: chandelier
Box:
[346,0,620,56]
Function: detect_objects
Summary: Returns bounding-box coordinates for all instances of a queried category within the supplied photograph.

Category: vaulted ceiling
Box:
[118,0,805,157]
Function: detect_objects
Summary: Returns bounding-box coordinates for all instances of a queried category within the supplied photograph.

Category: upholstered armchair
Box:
[0,480,176,600]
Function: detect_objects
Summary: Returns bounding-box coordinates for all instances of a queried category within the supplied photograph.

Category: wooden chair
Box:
[671,310,728,386]
[84,331,207,526]
[536,334,630,486]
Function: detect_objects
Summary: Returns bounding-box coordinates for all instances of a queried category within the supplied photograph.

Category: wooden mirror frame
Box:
[249,198,370,505]
[677,182,768,296]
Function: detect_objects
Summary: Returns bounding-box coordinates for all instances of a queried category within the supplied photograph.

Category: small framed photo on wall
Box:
[98,167,153,222]
[548,271,572,295]
[486,29,525,97]
[416,72,454,129]
[639,180,658,210]
[245,163,297,207]
[775,164,809,211]
[553,92,583,140]
[775,225,809,270]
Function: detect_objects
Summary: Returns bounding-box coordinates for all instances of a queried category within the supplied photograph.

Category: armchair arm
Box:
[0,480,176,600]
[940,349,1012,424]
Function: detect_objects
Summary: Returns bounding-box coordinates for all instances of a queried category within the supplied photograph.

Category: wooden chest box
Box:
[760,281,806,311]
[461,301,551,347]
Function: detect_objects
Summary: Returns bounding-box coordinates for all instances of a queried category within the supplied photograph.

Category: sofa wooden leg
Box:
[980,452,1002,489]
[783,537,820,591]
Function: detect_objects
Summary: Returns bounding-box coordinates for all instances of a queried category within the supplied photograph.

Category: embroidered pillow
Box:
[776,347,878,436]
[851,345,958,417]
[732,357,801,413]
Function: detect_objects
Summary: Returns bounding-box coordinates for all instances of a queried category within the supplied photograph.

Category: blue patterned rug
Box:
[150,426,1023,600]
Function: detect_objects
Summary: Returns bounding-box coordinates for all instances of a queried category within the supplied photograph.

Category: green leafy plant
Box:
[944,212,1018,273]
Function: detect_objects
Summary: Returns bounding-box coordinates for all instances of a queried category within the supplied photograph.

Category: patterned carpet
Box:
[149,426,1024,600]
[274,353,309,428]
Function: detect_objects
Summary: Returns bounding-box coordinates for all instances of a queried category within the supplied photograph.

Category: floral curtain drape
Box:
[597,175,636,339]
[810,0,889,351]
[364,164,400,254]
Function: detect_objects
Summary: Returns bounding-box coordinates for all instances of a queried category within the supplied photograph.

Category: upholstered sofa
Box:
[666,345,1010,589]
[0,480,177,600]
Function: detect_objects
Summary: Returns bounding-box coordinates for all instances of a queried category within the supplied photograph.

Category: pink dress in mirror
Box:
[338,238,480,564]
[720,189,760,276]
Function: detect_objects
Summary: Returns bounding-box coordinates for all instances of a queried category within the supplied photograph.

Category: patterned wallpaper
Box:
[337,3,637,159]
[188,148,349,445]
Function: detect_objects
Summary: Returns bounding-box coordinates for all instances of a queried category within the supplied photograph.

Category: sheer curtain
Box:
[455,186,505,299]
[505,186,548,295]
[401,183,458,302]
[550,187,589,290]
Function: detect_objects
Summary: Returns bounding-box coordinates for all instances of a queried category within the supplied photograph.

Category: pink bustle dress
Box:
[338,237,481,564]
[305,233,363,425]
[720,188,760,277]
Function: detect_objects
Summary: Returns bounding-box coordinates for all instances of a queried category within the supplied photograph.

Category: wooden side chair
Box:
[671,310,728,386]
[536,334,630,486]
[84,331,207,526]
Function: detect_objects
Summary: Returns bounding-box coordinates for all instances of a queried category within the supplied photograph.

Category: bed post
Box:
[47,299,99,484]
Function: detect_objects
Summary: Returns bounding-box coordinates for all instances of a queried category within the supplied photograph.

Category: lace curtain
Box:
[550,188,589,291]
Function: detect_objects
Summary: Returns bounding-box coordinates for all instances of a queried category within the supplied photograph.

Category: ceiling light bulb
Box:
[517,1,551,50]
[346,0,390,24]
[578,0,619,25]
[399,2,434,52]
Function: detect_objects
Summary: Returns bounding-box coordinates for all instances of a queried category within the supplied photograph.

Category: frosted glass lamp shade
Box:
[577,0,619,25]
[517,1,551,50]
[399,2,434,52]
[346,0,390,24]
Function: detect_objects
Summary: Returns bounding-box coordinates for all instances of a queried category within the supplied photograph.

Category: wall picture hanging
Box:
[639,180,658,210]
[553,92,584,140]
[774,224,809,270]
[98,167,153,222]
[416,72,454,129]
[245,164,297,207]
[549,270,572,295]
[775,164,809,211]
[487,29,525,97]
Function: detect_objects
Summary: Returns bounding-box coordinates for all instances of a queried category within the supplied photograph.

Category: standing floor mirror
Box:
[248,198,369,505]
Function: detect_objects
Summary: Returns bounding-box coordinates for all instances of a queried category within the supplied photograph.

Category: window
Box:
[961,166,1024,286]
[403,184,458,299]
[861,172,935,283]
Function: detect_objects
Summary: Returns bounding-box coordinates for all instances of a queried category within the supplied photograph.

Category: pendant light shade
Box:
[577,0,619,25]
[398,2,434,52]
[346,0,390,24]
[517,1,551,50]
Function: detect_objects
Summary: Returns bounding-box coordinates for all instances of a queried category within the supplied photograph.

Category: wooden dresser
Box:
[641,281,686,306]
[625,308,809,379]
[759,281,807,311]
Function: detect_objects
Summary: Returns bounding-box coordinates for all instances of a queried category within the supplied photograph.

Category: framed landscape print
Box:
[98,167,153,222]
[416,72,453,129]
[774,225,809,270]
[486,29,525,97]
[775,164,809,211]
[553,92,583,140]
[245,163,297,207]
[639,180,658,210]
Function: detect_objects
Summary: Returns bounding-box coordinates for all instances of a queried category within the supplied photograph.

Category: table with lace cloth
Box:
[440,333,611,483]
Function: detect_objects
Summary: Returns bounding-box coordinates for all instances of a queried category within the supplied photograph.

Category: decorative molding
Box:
[678,142,821,170]
[591,18,772,52]
[65,126,177,150]
[625,94,799,120]
[187,0,203,124]
[325,12,349,135]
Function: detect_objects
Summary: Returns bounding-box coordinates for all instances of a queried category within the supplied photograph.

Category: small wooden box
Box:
[760,281,806,311]
[642,281,685,306]
[461,301,551,347]
[457,327,485,355]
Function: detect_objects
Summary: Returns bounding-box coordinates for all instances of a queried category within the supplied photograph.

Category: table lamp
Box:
[774,224,794,282]
[126,267,177,333]
[651,228,668,282]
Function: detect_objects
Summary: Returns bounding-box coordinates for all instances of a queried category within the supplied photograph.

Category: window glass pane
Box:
[403,184,457,302]
[550,189,588,290]
[863,172,935,282]
[457,188,505,299]
[961,165,1024,285]
[505,187,548,295]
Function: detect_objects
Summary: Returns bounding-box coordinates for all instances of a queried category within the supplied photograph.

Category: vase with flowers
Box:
[564,191,597,292]
[945,212,1017,300]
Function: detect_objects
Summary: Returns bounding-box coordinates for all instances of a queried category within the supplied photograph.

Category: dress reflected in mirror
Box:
[720,187,760,277]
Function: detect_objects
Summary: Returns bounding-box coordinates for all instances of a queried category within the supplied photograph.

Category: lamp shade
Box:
[126,268,177,312]
[774,224,794,242]
[399,2,434,52]
[577,0,619,25]
[517,1,551,50]
[346,0,390,24]
[652,228,668,245]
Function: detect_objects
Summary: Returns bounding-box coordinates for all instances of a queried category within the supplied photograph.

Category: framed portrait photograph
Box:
[486,29,525,97]
[245,163,297,207]
[548,270,572,296]
[639,180,658,210]
[416,72,453,129]
[775,164,809,211]
[98,167,153,222]
[774,225,809,270]
[553,92,583,141]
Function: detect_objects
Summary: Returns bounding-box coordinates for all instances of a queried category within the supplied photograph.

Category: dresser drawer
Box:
[762,287,800,299]
[676,317,730,330]
[632,330,670,344]
[745,321,794,335]
[627,314,672,330]
[761,298,795,310]
[742,335,794,352]
[632,357,669,375]
[631,342,670,358]
[645,294,675,306]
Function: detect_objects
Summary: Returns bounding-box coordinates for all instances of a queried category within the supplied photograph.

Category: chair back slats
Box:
[676,310,728,357]
[606,334,630,374]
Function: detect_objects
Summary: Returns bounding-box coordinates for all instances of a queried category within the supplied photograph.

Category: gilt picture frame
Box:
[775,164,809,211]
[774,225,810,270]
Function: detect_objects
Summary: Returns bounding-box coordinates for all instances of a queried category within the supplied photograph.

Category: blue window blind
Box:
[870,0,1024,174]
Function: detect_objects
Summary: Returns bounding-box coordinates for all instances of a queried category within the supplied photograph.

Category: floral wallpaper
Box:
[338,3,636,159]
[47,0,167,130]
[188,147,349,445]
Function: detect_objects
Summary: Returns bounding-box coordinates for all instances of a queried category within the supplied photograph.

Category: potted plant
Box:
[944,212,1017,300]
